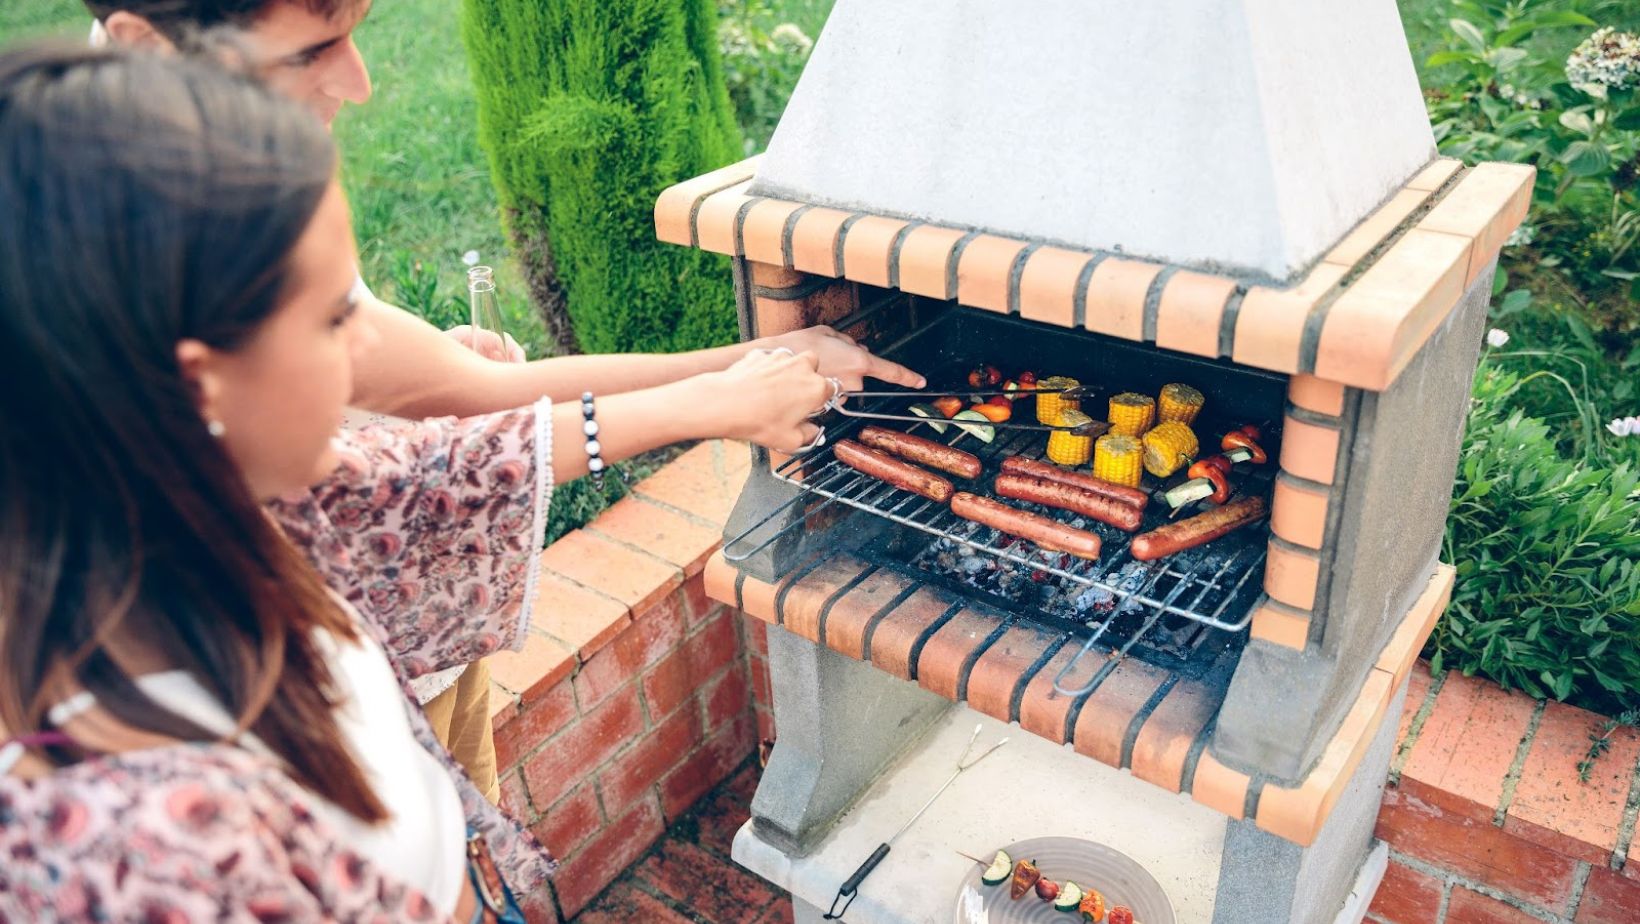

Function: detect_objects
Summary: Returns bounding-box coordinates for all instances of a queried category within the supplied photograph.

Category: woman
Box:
[0,45,845,921]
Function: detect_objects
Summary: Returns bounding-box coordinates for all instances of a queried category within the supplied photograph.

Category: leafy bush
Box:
[1483,300,1640,466]
[1423,1,1640,341]
[1431,362,1640,714]
[460,0,743,356]
[718,0,817,154]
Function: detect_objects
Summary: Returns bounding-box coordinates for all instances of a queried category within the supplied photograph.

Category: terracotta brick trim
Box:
[705,551,1455,846]
[655,157,1533,392]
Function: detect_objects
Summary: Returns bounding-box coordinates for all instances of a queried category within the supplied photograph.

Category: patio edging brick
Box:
[1367,662,1640,923]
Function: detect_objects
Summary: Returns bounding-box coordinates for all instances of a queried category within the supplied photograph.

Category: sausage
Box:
[1130,496,1268,561]
[834,439,954,502]
[859,425,982,479]
[999,456,1149,509]
[951,492,1102,560]
[994,473,1145,532]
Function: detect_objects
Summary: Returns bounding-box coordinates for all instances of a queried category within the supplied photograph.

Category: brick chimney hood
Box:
[750,0,1437,282]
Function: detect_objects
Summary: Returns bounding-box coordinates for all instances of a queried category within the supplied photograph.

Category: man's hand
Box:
[444,325,526,363]
[763,326,925,391]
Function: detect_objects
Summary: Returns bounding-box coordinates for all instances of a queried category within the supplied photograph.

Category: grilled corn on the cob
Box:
[1142,421,1200,477]
[1157,383,1205,426]
[1094,433,1144,487]
[1047,410,1095,465]
[1035,376,1081,426]
[1108,392,1156,437]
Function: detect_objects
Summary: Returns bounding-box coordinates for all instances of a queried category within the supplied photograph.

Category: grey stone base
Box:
[1212,676,1408,923]
[752,625,950,856]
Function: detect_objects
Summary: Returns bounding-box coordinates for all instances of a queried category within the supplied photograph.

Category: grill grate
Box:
[725,412,1272,646]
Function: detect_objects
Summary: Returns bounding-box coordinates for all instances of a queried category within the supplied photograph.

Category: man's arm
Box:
[349,297,924,420]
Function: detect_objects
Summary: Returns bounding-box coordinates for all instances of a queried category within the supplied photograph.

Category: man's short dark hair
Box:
[84,0,361,35]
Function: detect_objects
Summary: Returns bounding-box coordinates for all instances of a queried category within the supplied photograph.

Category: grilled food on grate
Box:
[858,425,981,479]
[999,456,1149,509]
[1094,433,1145,487]
[1131,496,1267,561]
[1157,383,1205,425]
[994,473,1144,532]
[1141,421,1199,477]
[1108,392,1156,437]
[952,492,1102,560]
[833,439,955,502]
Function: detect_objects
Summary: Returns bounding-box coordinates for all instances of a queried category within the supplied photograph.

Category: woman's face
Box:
[180,181,378,499]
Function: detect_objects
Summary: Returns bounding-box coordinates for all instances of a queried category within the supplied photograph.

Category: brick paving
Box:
[573,757,792,923]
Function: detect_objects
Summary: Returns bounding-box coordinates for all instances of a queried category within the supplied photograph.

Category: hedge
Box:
[460,0,743,355]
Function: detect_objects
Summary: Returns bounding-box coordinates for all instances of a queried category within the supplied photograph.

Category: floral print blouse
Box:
[0,401,556,922]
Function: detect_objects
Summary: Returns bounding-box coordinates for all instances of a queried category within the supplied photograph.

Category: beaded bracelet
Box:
[581,391,605,489]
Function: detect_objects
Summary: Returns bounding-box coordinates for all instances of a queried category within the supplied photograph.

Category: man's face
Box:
[244,0,373,127]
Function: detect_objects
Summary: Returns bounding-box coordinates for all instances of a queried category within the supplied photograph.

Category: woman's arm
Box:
[545,347,832,485]
[347,297,923,420]
[276,348,833,675]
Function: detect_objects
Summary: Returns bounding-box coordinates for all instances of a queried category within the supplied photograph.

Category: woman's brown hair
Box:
[0,44,385,822]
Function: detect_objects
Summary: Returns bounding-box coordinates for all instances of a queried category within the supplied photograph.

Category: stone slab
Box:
[734,706,1228,923]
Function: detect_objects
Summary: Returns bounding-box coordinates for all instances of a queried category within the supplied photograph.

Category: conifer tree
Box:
[461,0,742,355]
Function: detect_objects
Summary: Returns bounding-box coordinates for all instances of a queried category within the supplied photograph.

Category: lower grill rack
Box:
[725,420,1271,652]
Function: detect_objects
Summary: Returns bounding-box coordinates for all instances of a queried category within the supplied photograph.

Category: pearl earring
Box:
[206,419,226,438]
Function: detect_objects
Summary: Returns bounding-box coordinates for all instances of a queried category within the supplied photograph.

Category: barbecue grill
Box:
[653,3,1533,921]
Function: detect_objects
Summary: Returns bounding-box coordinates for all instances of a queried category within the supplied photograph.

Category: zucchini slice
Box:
[1054,880,1084,912]
[908,402,949,434]
[980,849,1012,886]
[1162,477,1215,509]
[951,409,997,444]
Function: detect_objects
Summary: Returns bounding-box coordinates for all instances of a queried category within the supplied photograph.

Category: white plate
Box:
[951,836,1175,924]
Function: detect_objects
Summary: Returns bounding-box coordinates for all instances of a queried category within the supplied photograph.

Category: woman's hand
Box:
[443,324,527,363]
[762,326,925,391]
[704,348,833,453]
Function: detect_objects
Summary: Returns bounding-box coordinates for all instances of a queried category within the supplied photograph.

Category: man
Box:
[86,0,921,804]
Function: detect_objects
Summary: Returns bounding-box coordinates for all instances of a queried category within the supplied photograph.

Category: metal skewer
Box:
[839,385,1090,401]
[823,725,1009,921]
[831,407,1110,435]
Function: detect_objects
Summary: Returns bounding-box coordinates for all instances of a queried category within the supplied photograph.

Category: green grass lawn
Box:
[0,0,545,356]
[333,0,544,356]
[0,0,83,40]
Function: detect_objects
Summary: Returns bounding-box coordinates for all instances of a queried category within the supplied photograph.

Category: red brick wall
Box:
[485,443,760,921]
[1369,665,1640,924]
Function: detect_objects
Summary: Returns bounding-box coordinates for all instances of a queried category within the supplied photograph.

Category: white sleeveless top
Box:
[49,628,468,916]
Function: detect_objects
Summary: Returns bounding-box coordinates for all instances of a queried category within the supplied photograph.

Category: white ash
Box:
[911,515,1161,623]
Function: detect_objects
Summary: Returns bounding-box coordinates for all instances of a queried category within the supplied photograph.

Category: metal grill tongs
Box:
[826,384,1109,435]
[823,725,1009,920]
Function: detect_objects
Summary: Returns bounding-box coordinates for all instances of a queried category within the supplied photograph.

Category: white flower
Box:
[1567,27,1640,94]
[771,23,813,54]
[1486,328,1510,348]
[462,250,480,266]
[1609,416,1640,437]
[1505,223,1535,248]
